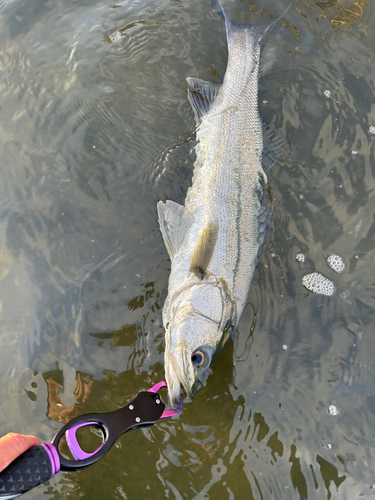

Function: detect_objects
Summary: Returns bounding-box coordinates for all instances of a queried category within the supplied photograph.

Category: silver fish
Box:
[158,0,289,405]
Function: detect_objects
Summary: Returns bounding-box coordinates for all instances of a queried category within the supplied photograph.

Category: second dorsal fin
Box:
[187,77,222,125]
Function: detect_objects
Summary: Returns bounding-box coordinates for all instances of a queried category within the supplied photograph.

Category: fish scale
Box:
[157,1,289,405]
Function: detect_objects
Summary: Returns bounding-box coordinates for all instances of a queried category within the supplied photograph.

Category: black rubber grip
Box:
[0,445,53,498]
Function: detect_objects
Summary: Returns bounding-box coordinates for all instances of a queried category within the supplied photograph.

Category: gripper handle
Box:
[0,444,59,498]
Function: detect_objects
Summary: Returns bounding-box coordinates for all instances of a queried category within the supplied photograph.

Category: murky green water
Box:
[1,0,375,498]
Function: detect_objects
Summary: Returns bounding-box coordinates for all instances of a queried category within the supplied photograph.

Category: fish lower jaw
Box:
[168,383,198,407]
[168,384,188,407]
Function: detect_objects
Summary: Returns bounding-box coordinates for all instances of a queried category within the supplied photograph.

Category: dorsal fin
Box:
[189,221,218,277]
[157,200,193,260]
[187,77,222,125]
[261,119,290,171]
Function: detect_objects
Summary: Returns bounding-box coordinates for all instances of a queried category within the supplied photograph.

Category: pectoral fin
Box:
[189,221,218,276]
[157,200,193,260]
[187,77,222,125]
[262,119,290,171]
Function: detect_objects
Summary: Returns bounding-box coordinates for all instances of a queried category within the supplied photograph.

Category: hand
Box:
[0,433,40,472]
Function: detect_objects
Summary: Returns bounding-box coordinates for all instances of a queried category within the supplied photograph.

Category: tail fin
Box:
[211,0,290,42]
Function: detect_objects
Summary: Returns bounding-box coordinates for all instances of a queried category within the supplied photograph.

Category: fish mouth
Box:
[165,346,195,406]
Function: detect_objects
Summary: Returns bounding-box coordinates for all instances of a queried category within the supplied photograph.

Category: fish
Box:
[157,0,289,405]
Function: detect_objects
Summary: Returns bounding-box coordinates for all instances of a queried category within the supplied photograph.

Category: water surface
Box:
[0,0,375,498]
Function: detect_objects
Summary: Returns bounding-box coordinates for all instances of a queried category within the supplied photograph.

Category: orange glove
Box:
[0,433,40,472]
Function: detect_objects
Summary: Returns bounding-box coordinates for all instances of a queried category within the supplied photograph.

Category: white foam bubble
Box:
[327,254,345,273]
[328,404,339,416]
[296,253,305,263]
[302,272,335,296]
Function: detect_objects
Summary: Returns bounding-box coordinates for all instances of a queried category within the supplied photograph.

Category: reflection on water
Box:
[38,348,350,499]
[0,0,375,498]
[315,0,370,28]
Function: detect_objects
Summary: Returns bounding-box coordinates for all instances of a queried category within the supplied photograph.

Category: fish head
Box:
[164,281,234,405]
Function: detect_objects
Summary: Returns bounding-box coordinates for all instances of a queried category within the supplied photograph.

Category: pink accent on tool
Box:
[148,381,183,418]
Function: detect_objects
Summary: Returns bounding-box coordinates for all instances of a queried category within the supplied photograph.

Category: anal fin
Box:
[262,119,290,172]
[256,174,273,248]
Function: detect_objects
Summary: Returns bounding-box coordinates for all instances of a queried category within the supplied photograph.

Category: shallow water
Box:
[0,0,375,498]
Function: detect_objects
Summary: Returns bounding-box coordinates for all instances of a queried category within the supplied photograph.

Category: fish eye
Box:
[191,349,209,368]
